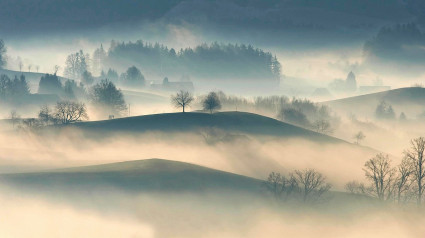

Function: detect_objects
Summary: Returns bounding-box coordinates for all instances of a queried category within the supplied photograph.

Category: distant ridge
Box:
[323,87,425,116]
[325,87,425,105]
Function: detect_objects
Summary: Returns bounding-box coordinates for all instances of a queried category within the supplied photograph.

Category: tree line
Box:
[10,76,127,130]
[346,137,425,206]
[0,74,30,102]
[263,136,425,207]
[264,169,331,204]
[364,23,425,61]
[104,40,281,81]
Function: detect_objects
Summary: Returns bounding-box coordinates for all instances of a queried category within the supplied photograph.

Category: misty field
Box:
[1,1,425,237]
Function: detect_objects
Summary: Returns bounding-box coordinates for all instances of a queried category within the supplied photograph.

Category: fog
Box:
[0,126,389,189]
[1,1,425,237]
[1,178,424,238]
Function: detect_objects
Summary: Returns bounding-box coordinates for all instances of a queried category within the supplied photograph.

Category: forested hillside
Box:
[105,41,281,81]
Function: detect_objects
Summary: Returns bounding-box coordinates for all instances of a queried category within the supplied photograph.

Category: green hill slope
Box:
[63,111,345,143]
[0,159,263,193]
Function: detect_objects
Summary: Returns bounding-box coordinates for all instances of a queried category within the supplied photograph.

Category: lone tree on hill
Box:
[9,110,20,128]
[202,92,222,113]
[172,90,194,113]
[53,101,88,124]
[354,131,366,145]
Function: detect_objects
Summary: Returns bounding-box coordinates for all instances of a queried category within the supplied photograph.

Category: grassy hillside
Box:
[63,111,345,143]
[324,87,425,117]
[0,159,263,193]
[122,90,169,105]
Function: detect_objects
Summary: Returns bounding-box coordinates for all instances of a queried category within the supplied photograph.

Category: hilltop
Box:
[62,111,346,144]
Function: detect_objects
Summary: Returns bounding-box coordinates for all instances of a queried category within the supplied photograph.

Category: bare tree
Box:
[36,65,40,73]
[54,101,88,124]
[18,60,23,72]
[394,157,413,204]
[354,131,365,145]
[171,90,194,113]
[64,50,89,79]
[264,172,285,200]
[9,110,20,128]
[293,169,331,202]
[264,172,298,201]
[28,64,32,72]
[312,119,332,134]
[363,153,396,201]
[38,105,54,125]
[22,118,41,129]
[202,92,222,113]
[54,65,60,75]
[404,137,425,207]
[345,181,370,195]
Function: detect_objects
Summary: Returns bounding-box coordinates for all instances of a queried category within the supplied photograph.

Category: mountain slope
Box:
[0,159,263,192]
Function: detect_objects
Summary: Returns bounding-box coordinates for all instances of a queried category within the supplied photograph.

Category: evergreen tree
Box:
[38,74,63,94]
[92,44,106,76]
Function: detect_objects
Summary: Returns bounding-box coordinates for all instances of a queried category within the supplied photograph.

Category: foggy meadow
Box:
[1,1,425,237]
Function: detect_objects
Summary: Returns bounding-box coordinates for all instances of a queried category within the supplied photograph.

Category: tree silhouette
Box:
[202,92,222,113]
[38,74,62,94]
[64,50,90,79]
[354,131,366,145]
[121,66,145,87]
[53,101,88,124]
[293,169,331,203]
[404,137,425,207]
[172,90,193,113]
[90,79,127,116]
[363,153,396,201]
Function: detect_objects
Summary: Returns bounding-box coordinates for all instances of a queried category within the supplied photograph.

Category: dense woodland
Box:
[364,23,425,61]
[104,41,281,81]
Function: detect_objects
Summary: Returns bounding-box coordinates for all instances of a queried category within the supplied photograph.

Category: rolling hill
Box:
[0,159,264,193]
[323,87,425,118]
[61,111,346,143]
